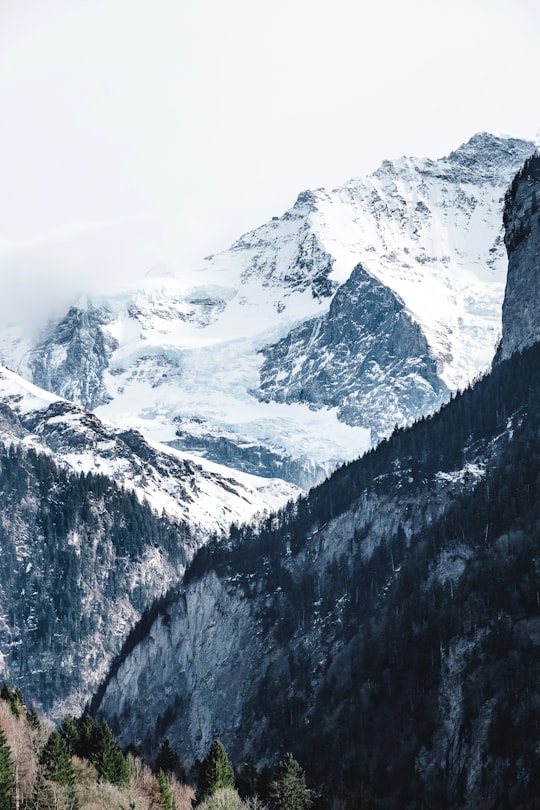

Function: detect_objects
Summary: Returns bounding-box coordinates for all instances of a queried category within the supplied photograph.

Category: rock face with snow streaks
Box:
[30,304,118,409]
[0,364,297,717]
[258,262,448,439]
[0,365,297,535]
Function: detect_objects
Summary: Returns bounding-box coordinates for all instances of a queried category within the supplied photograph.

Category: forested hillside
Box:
[93,337,540,808]
[0,442,192,717]
[2,143,540,809]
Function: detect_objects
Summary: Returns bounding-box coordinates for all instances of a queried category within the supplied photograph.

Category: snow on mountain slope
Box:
[0,365,298,536]
[0,133,535,487]
[312,134,533,389]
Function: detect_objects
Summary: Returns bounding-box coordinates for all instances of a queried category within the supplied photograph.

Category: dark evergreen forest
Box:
[0,445,191,709]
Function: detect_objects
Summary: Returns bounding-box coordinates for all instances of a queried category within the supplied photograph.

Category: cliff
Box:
[496,153,540,360]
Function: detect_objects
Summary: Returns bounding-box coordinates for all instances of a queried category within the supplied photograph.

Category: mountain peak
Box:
[292,188,319,211]
[445,132,536,181]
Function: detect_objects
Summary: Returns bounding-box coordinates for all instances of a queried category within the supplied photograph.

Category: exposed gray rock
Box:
[234,193,337,300]
[31,305,118,409]
[496,154,540,361]
[94,412,504,765]
[444,132,535,183]
[0,377,296,718]
[171,429,330,489]
[92,347,540,806]
[257,263,448,440]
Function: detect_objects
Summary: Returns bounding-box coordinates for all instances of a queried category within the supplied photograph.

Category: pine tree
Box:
[26,703,42,733]
[41,730,76,788]
[0,684,22,718]
[59,714,80,756]
[0,727,12,810]
[196,740,235,803]
[157,768,175,810]
[76,714,99,761]
[92,722,130,788]
[155,737,181,776]
[40,729,78,809]
[269,753,311,810]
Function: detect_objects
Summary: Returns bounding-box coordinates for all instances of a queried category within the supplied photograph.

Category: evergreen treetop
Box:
[157,768,175,810]
[40,730,76,788]
[196,740,235,804]
[269,753,311,810]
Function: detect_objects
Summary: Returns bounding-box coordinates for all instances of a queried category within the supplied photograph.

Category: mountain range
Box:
[0,134,539,807]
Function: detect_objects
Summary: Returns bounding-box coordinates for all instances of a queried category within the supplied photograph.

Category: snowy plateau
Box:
[0,132,536,492]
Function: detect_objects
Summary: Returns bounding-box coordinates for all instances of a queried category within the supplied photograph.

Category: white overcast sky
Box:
[0,0,539,321]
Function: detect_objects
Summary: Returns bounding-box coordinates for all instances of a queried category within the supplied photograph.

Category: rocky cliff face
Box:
[496,153,540,361]
[93,456,488,762]
[93,341,540,809]
[0,433,189,721]
[30,304,118,409]
[93,335,540,809]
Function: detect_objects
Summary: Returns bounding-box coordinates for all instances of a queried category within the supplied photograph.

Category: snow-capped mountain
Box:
[1,133,535,487]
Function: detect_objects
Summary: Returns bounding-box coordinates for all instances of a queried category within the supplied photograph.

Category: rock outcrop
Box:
[258,262,448,439]
[496,153,540,361]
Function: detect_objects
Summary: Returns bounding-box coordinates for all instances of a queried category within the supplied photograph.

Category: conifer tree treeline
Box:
[0,685,196,809]
[0,686,315,810]
[195,740,235,803]
[186,340,540,588]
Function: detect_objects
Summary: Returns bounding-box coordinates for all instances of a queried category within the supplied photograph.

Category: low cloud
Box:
[0,218,184,332]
